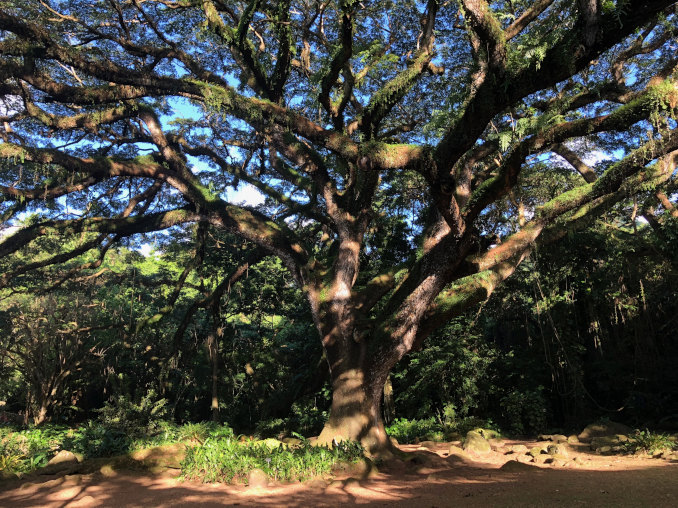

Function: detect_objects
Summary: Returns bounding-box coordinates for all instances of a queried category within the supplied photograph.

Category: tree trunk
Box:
[316,340,394,456]
[207,330,219,422]
[383,375,395,425]
[34,404,48,426]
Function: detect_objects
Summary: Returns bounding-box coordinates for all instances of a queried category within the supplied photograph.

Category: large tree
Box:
[1,0,677,453]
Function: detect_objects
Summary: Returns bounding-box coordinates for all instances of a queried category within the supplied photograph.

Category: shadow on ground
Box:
[1,444,676,507]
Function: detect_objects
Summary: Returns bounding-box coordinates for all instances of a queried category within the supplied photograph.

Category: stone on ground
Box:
[508,444,528,454]
[419,440,438,450]
[462,431,492,454]
[448,444,467,456]
[500,460,536,472]
[578,421,632,442]
[547,444,569,457]
[528,446,545,457]
[247,468,269,488]
[47,450,82,466]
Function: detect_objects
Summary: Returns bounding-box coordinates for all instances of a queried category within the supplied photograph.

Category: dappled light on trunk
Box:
[317,367,393,457]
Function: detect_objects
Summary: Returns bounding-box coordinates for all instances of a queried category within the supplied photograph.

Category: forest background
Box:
[0,0,677,467]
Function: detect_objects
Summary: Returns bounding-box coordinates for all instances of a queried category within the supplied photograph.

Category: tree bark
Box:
[383,375,395,426]
[207,330,219,422]
[34,404,48,426]
[315,326,394,456]
[317,364,392,455]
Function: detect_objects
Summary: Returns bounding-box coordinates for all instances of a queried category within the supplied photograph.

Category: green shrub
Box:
[454,417,501,436]
[0,425,70,473]
[500,388,548,436]
[0,421,240,474]
[97,389,170,436]
[181,438,363,484]
[624,430,676,455]
[254,418,288,438]
[385,417,443,443]
[177,422,234,443]
[385,416,500,443]
[254,401,327,439]
[0,451,24,474]
[62,421,131,458]
[0,433,28,474]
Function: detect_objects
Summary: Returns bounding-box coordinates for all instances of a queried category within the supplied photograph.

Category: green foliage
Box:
[0,421,238,473]
[176,421,235,443]
[499,388,549,436]
[385,416,500,443]
[181,438,363,484]
[255,398,329,438]
[0,424,71,473]
[392,319,498,422]
[0,431,44,474]
[385,417,443,443]
[96,389,170,436]
[62,421,131,458]
[624,430,676,455]
[0,452,24,475]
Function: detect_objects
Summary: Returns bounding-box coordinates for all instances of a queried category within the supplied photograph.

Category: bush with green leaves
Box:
[385,417,444,443]
[61,421,132,458]
[0,421,238,474]
[181,438,363,484]
[176,422,234,443]
[97,389,170,436]
[500,388,549,436]
[392,320,498,423]
[385,416,500,443]
[254,400,328,439]
[624,430,677,455]
[0,424,70,473]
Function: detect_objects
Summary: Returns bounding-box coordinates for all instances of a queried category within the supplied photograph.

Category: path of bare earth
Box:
[1,441,677,507]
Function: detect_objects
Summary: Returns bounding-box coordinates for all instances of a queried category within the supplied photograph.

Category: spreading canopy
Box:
[1,0,677,450]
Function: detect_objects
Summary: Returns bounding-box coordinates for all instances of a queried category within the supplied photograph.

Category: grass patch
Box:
[181,437,363,484]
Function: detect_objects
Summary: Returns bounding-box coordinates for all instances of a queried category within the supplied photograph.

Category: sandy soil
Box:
[1,441,677,507]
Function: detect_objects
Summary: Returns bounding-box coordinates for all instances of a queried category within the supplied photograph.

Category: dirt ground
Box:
[1,440,677,507]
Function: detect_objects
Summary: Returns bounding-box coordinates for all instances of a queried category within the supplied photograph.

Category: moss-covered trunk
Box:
[316,335,394,457]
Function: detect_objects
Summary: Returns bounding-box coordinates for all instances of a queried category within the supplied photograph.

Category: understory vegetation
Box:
[2,217,677,466]
[0,420,365,482]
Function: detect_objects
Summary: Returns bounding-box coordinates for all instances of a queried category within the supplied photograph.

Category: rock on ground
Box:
[47,450,82,466]
[462,431,492,454]
[247,468,269,488]
[578,421,632,442]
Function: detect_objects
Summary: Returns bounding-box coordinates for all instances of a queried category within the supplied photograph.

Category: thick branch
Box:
[436,0,674,173]
[0,208,202,259]
[505,0,555,40]
[356,0,439,138]
[319,0,354,120]
[463,83,678,222]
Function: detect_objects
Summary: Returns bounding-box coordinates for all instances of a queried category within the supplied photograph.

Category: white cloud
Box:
[0,225,19,240]
[581,150,609,166]
[138,243,155,257]
[226,183,265,206]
